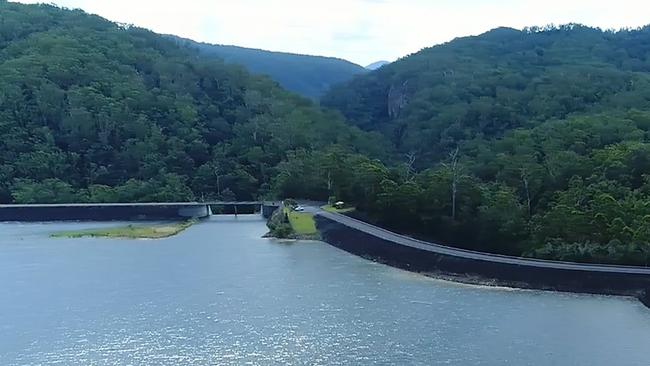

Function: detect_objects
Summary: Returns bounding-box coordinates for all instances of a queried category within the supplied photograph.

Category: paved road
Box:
[0,201,275,208]
[316,210,650,275]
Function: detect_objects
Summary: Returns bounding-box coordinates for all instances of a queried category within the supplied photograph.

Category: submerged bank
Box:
[641,291,650,308]
[51,221,195,239]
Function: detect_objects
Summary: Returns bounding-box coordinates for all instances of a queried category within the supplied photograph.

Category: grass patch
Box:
[51,221,195,239]
[286,210,317,235]
[322,205,356,214]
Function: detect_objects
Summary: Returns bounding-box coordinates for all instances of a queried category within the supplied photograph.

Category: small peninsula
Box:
[51,221,195,239]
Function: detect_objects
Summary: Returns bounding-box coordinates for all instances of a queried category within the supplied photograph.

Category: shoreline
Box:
[376,256,648,307]
[315,213,650,309]
[50,220,195,239]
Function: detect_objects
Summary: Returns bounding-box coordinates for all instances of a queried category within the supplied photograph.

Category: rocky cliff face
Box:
[387,81,408,119]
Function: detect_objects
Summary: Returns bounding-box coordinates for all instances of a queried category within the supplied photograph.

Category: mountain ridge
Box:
[169,36,367,99]
[0,1,384,204]
[365,60,390,70]
[316,24,650,264]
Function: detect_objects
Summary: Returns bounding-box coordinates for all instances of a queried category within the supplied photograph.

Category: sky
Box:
[13,0,650,66]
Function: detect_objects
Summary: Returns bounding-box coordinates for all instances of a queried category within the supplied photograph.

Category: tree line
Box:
[0,1,384,204]
[3,2,650,265]
[272,111,650,265]
[317,25,650,265]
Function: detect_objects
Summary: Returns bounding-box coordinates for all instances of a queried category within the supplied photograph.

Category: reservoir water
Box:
[1,216,650,365]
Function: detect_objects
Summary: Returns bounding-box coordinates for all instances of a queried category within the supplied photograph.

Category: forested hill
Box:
[0,1,385,204]
[309,25,650,265]
[4,2,650,266]
[323,25,650,161]
[170,37,367,99]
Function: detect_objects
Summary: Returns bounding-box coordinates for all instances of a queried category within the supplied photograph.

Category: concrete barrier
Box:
[262,204,280,219]
[315,214,650,307]
[0,202,273,221]
[177,205,210,218]
[0,205,184,221]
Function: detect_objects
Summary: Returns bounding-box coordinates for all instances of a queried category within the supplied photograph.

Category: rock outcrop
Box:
[387,81,408,119]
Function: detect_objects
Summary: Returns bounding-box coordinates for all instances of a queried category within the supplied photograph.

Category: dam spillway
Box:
[0,202,280,221]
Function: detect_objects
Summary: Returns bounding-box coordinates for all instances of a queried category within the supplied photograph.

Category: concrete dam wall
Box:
[0,202,279,221]
[0,204,208,221]
[315,213,650,305]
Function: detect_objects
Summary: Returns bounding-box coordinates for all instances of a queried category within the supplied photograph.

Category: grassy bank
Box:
[266,204,319,240]
[287,210,317,235]
[51,221,195,239]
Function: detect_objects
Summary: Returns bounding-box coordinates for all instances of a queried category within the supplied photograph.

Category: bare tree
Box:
[405,151,417,181]
[326,170,333,192]
[252,121,259,143]
[97,118,115,145]
[444,147,461,221]
[213,164,221,197]
[520,167,532,218]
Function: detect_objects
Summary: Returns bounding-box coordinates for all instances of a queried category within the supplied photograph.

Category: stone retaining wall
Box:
[315,215,650,307]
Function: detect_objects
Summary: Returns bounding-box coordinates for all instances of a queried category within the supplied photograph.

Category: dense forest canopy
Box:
[323,25,650,160]
[317,25,650,265]
[3,0,650,265]
[0,1,386,204]
[170,36,367,99]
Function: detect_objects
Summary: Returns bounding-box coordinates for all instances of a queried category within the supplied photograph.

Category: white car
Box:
[294,206,305,212]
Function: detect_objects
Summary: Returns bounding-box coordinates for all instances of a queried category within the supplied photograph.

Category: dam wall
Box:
[315,213,650,304]
[0,205,197,221]
[0,202,279,221]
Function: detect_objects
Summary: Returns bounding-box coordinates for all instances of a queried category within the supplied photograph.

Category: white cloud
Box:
[12,0,650,65]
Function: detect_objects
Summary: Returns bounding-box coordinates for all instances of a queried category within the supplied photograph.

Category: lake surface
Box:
[1,216,650,365]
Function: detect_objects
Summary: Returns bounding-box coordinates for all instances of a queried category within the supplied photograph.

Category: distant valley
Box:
[170,36,367,99]
[365,61,390,70]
